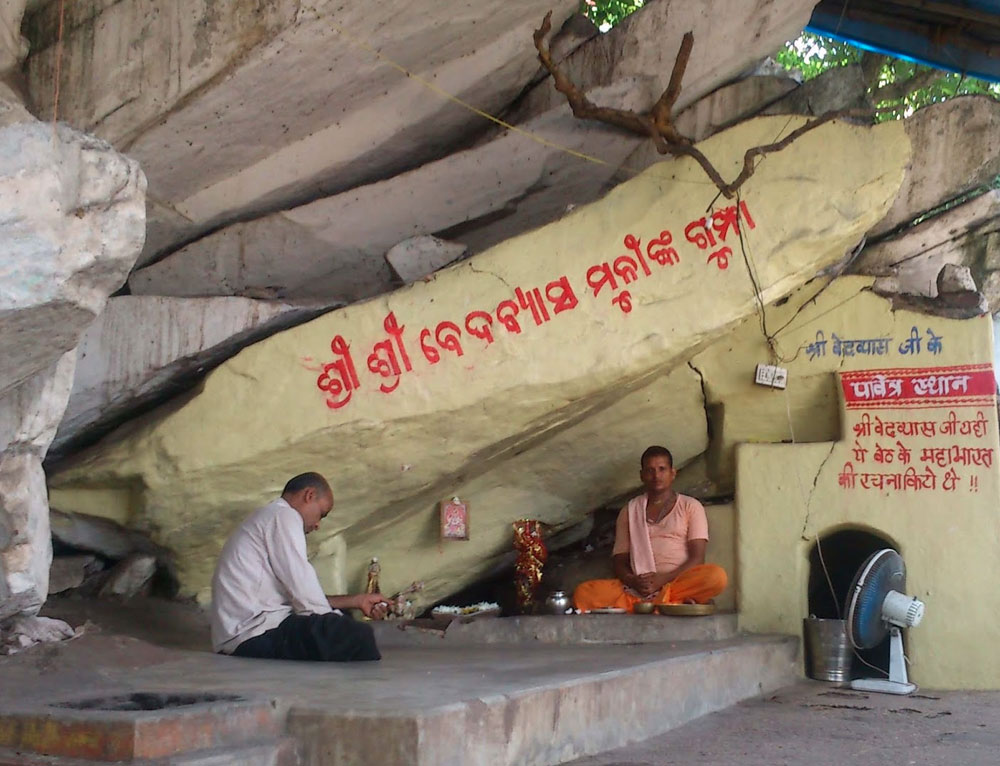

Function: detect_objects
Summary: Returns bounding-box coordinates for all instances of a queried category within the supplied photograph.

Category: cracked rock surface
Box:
[0,119,145,623]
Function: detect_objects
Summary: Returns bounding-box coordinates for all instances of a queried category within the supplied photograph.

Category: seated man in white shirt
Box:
[210,472,386,661]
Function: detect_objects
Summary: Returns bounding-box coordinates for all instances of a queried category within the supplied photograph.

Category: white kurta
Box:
[210,498,333,653]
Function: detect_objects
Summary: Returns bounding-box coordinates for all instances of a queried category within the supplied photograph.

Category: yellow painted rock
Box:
[49,116,910,603]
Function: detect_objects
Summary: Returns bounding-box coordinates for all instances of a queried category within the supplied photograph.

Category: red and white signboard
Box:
[840,364,996,410]
[837,364,997,495]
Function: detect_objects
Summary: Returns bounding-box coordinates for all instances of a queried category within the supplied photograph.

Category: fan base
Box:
[850,678,917,695]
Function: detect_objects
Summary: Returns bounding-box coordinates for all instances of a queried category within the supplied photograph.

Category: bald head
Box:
[282,472,333,534]
[282,472,331,498]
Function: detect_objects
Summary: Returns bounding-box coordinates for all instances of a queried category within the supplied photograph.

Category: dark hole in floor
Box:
[52,692,242,711]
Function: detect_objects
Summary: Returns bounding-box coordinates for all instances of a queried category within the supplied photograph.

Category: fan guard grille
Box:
[845,548,906,649]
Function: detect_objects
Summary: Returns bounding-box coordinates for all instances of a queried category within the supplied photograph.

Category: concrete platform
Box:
[372,613,738,647]
[288,635,797,765]
[0,599,799,765]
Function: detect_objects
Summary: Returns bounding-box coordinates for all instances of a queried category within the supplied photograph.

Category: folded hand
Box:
[633,572,659,597]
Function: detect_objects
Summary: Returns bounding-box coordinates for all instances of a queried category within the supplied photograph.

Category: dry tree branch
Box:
[533,13,663,145]
[650,31,694,144]
[533,12,874,199]
[723,107,865,194]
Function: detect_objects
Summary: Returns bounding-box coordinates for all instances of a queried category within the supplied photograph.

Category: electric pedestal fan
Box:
[844,548,925,695]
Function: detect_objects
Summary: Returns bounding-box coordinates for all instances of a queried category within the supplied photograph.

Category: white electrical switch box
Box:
[754,363,787,389]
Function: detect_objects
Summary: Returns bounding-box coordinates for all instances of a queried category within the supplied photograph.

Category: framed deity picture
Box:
[440,497,470,541]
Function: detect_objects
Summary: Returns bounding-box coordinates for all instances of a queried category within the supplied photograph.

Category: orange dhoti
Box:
[573,564,728,613]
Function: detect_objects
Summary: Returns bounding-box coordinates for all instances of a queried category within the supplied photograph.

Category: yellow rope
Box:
[329,20,619,168]
[327,19,626,173]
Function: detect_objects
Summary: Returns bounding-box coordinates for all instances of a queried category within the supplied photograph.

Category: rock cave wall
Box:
[1,0,999,628]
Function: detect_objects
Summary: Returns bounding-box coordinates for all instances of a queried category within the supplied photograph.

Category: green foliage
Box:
[777,32,1000,121]
[774,34,861,79]
[870,57,1000,120]
[580,0,643,32]
[577,11,1000,119]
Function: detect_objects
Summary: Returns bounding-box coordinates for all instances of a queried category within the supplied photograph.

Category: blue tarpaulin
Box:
[808,1,1000,83]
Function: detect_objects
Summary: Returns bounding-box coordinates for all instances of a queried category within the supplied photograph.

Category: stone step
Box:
[0,749,87,765]
[288,634,798,766]
[161,737,299,766]
[373,613,738,647]
[0,694,282,762]
[0,738,297,766]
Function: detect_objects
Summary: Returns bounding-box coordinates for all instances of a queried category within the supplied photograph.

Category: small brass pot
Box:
[633,601,656,615]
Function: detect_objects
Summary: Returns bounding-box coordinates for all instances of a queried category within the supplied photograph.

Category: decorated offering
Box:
[512,519,547,612]
[440,497,470,541]
[430,601,501,624]
[388,580,424,620]
[431,601,500,616]
[365,557,381,594]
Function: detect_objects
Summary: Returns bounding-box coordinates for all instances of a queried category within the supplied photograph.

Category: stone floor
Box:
[2,597,996,765]
[0,597,794,765]
[567,682,1000,766]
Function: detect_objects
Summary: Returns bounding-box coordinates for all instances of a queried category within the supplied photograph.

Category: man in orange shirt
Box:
[573,446,727,613]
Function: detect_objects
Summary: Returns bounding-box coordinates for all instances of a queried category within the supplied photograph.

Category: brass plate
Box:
[656,603,716,616]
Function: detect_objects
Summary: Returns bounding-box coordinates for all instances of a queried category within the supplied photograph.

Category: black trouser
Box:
[231,613,380,662]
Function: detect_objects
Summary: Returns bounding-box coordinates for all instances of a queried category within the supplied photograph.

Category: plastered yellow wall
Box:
[48,118,909,605]
[735,281,1000,689]
[685,277,871,493]
[705,502,736,613]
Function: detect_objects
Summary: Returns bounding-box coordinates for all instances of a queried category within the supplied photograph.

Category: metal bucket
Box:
[803,617,851,683]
